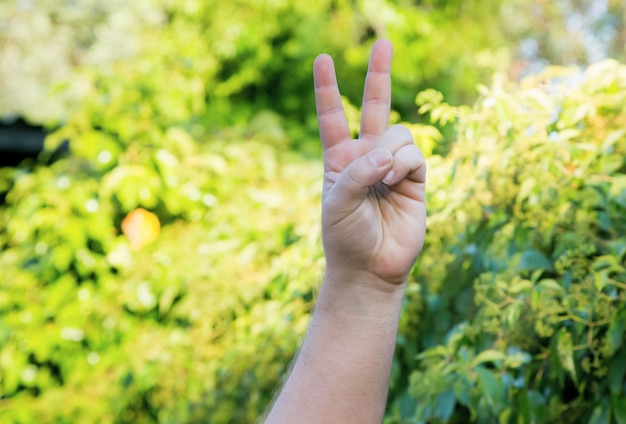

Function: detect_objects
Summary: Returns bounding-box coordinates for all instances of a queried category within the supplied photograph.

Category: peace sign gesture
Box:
[264,40,427,423]
[315,40,427,288]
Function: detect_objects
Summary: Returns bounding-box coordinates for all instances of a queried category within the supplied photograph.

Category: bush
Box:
[0,135,323,423]
[2,3,626,423]
[387,62,626,423]
[1,0,516,132]
[3,58,625,423]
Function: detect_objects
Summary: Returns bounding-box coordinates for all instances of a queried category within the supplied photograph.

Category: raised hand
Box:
[314,39,427,288]
[264,40,426,424]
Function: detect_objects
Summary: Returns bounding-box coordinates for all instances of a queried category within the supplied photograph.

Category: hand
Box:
[262,41,422,423]
[314,40,427,288]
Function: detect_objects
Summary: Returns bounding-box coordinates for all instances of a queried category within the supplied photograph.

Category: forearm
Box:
[264,271,405,423]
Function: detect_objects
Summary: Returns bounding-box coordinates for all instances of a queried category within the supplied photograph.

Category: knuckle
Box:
[390,124,413,142]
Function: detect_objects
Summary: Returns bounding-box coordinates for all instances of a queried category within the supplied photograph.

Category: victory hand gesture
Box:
[265,40,426,423]
[315,40,427,288]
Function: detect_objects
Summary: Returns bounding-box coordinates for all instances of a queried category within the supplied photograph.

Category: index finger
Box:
[314,54,351,149]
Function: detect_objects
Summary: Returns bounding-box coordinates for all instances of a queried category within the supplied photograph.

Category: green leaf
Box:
[503,303,522,330]
[453,379,471,407]
[499,408,512,423]
[603,129,626,152]
[589,400,611,424]
[595,271,608,291]
[504,350,532,368]
[392,389,417,419]
[612,393,626,424]
[557,103,594,128]
[537,279,565,295]
[608,349,626,394]
[433,391,456,421]
[517,249,553,272]
[517,390,532,423]
[0,346,24,395]
[558,128,582,142]
[556,329,578,385]
[607,310,626,355]
[517,390,548,424]
[610,176,626,208]
[416,345,450,360]
[476,366,503,408]
[471,350,506,368]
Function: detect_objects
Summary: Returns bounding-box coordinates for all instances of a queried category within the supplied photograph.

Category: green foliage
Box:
[2,2,626,423]
[387,61,626,423]
[0,0,543,134]
[5,0,625,129]
[4,57,626,422]
[0,135,323,423]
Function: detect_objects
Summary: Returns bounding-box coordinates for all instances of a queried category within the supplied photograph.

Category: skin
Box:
[263,39,427,424]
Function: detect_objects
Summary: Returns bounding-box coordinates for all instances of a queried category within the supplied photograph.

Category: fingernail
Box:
[370,148,392,168]
[382,170,395,185]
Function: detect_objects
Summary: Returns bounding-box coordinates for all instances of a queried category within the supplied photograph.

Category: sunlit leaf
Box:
[471,350,506,368]
[556,329,577,385]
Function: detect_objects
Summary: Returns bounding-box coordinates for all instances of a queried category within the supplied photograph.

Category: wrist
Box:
[324,265,409,293]
[318,269,406,320]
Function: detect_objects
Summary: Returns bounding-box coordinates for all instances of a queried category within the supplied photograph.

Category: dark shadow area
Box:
[0,119,46,167]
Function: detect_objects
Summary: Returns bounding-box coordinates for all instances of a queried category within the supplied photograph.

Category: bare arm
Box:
[264,40,427,424]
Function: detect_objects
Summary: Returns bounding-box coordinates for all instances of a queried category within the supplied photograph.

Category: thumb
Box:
[329,147,393,207]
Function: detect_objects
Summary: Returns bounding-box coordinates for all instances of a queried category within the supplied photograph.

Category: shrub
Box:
[2,0,518,131]
[3,59,625,423]
[387,61,626,423]
[0,135,323,423]
[2,3,626,422]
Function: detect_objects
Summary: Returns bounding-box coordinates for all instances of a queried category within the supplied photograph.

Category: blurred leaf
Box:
[608,349,626,395]
[471,350,506,368]
[610,176,626,209]
[433,391,456,421]
[606,310,626,355]
[556,329,577,385]
[476,366,503,408]
[589,400,611,424]
[517,249,554,272]
[613,393,626,424]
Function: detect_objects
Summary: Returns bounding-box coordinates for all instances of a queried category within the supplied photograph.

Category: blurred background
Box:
[1,1,626,423]
[2,0,625,162]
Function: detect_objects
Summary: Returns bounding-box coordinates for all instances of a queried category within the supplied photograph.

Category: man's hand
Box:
[315,39,426,288]
[264,40,426,424]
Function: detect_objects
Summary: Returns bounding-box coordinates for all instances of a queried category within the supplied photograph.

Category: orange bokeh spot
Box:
[122,208,161,251]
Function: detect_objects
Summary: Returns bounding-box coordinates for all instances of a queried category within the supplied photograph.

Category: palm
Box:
[314,40,426,285]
